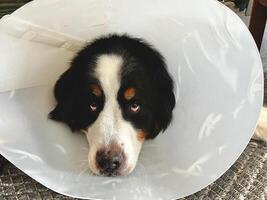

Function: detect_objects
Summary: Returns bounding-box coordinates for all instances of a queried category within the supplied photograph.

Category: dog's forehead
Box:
[94,54,123,96]
[93,54,141,98]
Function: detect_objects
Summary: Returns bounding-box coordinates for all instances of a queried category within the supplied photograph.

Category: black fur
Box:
[49,34,175,138]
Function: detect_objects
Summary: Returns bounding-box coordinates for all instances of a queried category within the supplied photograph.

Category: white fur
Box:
[85,54,143,175]
[253,106,267,142]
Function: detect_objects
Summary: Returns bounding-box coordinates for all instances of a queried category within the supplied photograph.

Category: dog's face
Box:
[49,35,175,176]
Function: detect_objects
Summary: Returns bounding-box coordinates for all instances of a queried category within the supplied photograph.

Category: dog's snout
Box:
[96,149,125,176]
[96,154,120,173]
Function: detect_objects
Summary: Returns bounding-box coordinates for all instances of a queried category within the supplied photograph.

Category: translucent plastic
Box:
[0,0,263,199]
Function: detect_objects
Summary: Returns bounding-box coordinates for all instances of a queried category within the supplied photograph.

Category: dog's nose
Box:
[96,150,123,176]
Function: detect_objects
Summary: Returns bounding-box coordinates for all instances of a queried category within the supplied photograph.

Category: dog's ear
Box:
[154,67,176,135]
[146,52,175,138]
[49,67,88,131]
[134,41,176,139]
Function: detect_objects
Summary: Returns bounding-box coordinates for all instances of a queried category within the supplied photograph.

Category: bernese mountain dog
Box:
[48,34,267,177]
[49,34,176,176]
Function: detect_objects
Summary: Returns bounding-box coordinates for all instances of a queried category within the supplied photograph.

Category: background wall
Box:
[223,0,267,72]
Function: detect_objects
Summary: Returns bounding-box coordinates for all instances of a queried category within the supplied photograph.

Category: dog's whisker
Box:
[135,162,147,176]
[75,166,92,181]
[76,158,88,164]
[81,147,89,151]
[137,152,147,162]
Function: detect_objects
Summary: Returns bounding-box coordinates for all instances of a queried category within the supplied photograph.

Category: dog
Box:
[49,34,176,176]
[49,34,267,177]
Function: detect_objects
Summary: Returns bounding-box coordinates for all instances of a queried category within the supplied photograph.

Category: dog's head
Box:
[49,35,175,176]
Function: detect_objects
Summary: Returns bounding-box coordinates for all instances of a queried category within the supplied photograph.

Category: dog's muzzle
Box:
[95,142,126,176]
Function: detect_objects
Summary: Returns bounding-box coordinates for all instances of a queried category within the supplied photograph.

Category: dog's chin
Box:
[89,166,136,177]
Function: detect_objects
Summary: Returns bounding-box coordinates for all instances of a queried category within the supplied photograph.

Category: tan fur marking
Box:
[90,84,102,97]
[137,131,147,142]
[124,88,136,100]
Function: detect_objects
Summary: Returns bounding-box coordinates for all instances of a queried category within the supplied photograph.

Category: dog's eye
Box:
[129,103,140,113]
[90,103,98,112]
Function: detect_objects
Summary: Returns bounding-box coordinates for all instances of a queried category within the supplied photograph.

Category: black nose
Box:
[96,151,123,176]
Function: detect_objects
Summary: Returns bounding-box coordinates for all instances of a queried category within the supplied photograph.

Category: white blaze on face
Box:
[85,54,143,175]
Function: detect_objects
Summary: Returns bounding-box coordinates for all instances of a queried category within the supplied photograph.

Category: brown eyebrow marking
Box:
[137,130,147,142]
[124,87,136,100]
[90,84,102,97]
